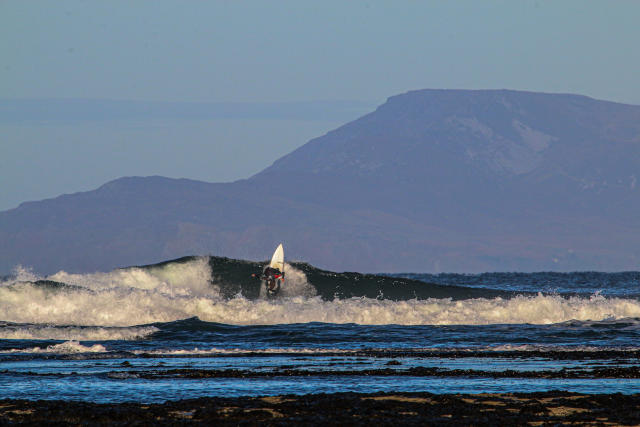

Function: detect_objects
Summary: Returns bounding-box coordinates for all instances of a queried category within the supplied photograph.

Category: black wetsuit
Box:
[261,267,284,292]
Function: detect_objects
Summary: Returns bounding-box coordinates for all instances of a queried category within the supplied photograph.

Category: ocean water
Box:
[1,256,639,403]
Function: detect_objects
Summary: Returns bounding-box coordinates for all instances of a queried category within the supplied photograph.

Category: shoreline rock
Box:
[2,391,640,425]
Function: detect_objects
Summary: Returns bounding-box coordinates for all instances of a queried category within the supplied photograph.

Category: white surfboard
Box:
[269,243,284,273]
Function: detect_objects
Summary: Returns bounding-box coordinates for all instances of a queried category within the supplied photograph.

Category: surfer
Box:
[253,266,284,293]
[251,244,286,296]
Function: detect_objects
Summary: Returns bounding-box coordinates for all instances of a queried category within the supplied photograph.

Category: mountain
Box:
[1,89,639,274]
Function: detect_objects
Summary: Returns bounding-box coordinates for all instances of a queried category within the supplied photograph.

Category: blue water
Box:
[394,271,640,297]
[1,257,639,402]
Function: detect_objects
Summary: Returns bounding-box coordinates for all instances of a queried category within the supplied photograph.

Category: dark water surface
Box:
[1,257,639,402]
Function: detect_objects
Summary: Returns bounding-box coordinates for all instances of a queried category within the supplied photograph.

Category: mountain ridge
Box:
[2,89,639,274]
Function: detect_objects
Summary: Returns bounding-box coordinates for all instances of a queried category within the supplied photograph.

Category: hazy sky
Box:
[2,0,639,211]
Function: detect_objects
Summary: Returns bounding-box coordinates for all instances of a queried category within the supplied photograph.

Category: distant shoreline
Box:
[2,391,639,425]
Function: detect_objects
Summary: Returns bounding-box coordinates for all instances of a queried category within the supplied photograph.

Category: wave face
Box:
[206,256,512,301]
[1,257,640,333]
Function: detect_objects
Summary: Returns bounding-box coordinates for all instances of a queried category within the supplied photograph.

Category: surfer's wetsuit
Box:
[261,267,284,292]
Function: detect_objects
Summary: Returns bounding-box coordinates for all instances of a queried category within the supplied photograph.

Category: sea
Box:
[1,256,639,403]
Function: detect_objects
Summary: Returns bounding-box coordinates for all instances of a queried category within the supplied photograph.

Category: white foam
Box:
[132,345,640,356]
[259,264,316,299]
[1,265,39,285]
[0,257,220,326]
[483,344,608,352]
[0,324,158,341]
[132,347,358,356]
[195,293,640,326]
[7,340,108,354]
[48,256,217,297]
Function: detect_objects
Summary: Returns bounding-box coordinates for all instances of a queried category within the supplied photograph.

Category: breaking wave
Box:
[0,323,158,341]
[1,257,640,328]
[6,340,108,354]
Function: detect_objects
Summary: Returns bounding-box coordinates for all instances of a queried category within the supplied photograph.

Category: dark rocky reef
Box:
[2,392,640,425]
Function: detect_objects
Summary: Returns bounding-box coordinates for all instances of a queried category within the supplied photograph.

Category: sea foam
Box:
[0,324,158,341]
[6,340,108,354]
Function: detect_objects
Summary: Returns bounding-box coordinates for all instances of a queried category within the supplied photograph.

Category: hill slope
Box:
[1,89,639,274]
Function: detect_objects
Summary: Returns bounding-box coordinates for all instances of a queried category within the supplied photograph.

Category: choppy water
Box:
[1,257,639,402]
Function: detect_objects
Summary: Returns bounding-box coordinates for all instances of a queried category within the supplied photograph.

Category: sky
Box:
[1,0,640,211]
